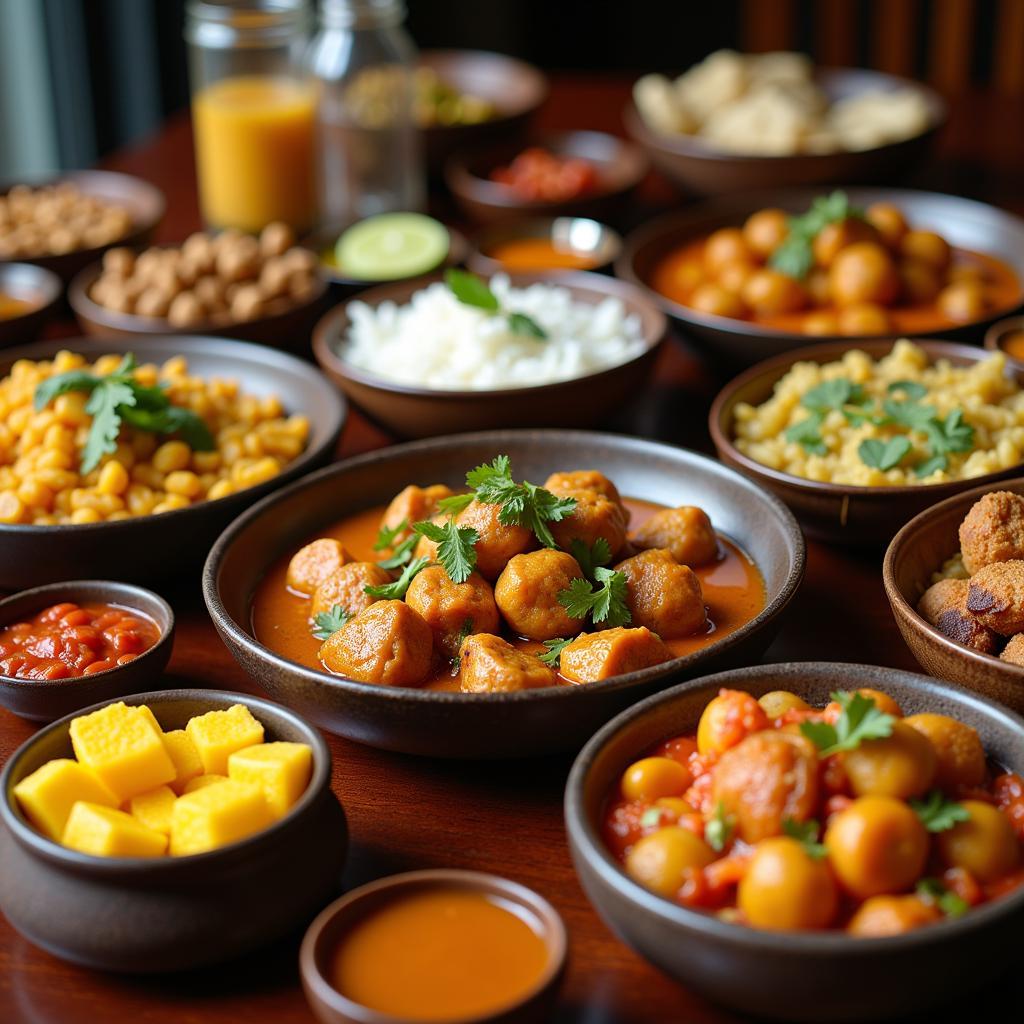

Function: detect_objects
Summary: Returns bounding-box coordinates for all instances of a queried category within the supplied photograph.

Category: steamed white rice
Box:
[339,274,647,390]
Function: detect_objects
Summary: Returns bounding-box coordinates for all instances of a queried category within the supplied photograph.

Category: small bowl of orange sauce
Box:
[985,314,1024,365]
[469,217,622,278]
[300,869,567,1024]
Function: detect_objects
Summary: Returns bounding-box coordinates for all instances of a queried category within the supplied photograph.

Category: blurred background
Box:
[2,0,1023,177]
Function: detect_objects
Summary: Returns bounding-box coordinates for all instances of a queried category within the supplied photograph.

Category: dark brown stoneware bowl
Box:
[0,170,165,282]
[565,661,1024,1022]
[710,338,1024,545]
[0,262,62,348]
[467,217,623,277]
[203,430,804,759]
[0,336,346,590]
[0,688,348,972]
[299,870,567,1024]
[616,187,1024,368]
[446,131,649,225]
[69,260,329,352]
[0,580,174,722]
[984,313,1024,363]
[311,271,666,438]
[623,68,945,197]
[883,477,1024,714]
[419,50,548,174]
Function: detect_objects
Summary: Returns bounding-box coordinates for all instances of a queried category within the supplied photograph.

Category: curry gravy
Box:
[251,498,766,689]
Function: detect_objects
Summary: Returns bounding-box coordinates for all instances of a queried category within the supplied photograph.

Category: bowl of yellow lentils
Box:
[0,336,346,589]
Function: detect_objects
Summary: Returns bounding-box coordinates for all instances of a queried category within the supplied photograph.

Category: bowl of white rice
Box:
[312,271,666,437]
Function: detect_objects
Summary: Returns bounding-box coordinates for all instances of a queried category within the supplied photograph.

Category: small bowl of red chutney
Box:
[0,580,174,722]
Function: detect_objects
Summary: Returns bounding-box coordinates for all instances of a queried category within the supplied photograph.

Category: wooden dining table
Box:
[2,73,1023,1024]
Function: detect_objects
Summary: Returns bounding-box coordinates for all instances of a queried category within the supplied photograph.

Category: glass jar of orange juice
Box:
[185,0,318,233]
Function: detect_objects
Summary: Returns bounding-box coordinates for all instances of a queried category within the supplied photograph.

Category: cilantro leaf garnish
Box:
[888,380,928,401]
[363,556,430,600]
[311,604,352,641]
[705,801,735,852]
[802,379,867,414]
[436,492,474,517]
[557,567,631,628]
[768,191,864,279]
[374,519,409,551]
[800,691,895,756]
[570,537,612,580]
[916,878,969,918]
[538,636,573,667]
[449,618,475,675]
[782,818,828,859]
[412,519,479,583]
[910,790,971,833]
[377,535,417,570]
[785,413,828,455]
[445,269,547,340]
[859,436,912,471]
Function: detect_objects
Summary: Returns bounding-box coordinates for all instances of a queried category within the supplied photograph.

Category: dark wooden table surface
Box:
[2,74,1023,1024]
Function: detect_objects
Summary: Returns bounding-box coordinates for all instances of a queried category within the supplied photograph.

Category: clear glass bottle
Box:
[185,0,317,233]
[306,0,425,226]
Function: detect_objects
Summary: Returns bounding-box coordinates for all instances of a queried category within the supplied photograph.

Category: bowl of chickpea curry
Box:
[0,337,345,589]
[204,431,804,758]
[566,661,1024,1022]
[617,187,1024,367]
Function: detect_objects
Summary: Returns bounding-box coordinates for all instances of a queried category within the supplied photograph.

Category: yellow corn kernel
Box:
[0,491,27,523]
[192,450,221,473]
[131,464,165,490]
[13,759,118,841]
[93,354,123,376]
[164,470,201,498]
[97,460,129,495]
[233,456,280,490]
[128,785,177,836]
[161,356,188,378]
[107,510,130,521]
[35,467,76,490]
[152,494,189,514]
[62,802,168,857]
[36,448,73,470]
[182,774,229,794]
[207,479,234,501]
[162,730,204,793]
[152,440,191,474]
[16,479,53,511]
[220,439,244,464]
[169,780,271,856]
[186,704,265,775]
[126,483,156,516]
[52,391,89,426]
[227,742,311,820]
[242,434,264,458]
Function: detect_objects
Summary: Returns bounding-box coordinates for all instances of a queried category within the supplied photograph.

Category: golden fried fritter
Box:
[966,560,1024,636]
[999,633,1024,667]
[959,491,1024,575]
[919,577,1000,653]
[917,578,968,625]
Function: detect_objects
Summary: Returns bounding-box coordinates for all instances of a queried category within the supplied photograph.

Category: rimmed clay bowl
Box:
[623,67,945,197]
[984,314,1024,364]
[0,580,175,722]
[311,271,666,438]
[0,262,62,348]
[300,870,567,1024]
[0,688,348,972]
[565,661,1024,1022]
[0,336,346,590]
[616,186,1024,368]
[203,430,804,759]
[883,476,1024,714]
[467,217,623,277]
[710,337,1024,546]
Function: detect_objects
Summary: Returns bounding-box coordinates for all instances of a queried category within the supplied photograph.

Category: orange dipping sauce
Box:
[328,887,551,1021]
[1001,330,1024,362]
[485,236,603,272]
[0,292,33,320]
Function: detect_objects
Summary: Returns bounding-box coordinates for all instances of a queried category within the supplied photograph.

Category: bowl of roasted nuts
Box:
[68,222,328,350]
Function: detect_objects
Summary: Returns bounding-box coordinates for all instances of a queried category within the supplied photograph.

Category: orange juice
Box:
[192,75,317,233]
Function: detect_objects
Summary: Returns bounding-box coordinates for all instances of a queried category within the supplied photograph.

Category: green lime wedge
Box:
[335,213,450,281]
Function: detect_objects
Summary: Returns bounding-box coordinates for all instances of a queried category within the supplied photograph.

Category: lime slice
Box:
[335,213,449,281]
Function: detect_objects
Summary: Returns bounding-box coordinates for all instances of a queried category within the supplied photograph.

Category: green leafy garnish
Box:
[768,191,864,279]
[879,396,976,477]
[374,519,409,551]
[800,691,895,756]
[785,377,872,455]
[888,380,928,401]
[34,353,215,473]
[570,537,612,580]
[910,790,971,833]
[311,604,352,641]
[558,567,631,628]
[538,637,573,667]
[705,801,735,852]
[445,269,548,339]
[858,436,912,471]
[782,818,828,859]
[412,519,479,583]
[377,535,417,570]
[785,414,828,455]
[449,618,475,675]
[436,492,474,517]
[363,556,430,600]
[916,878,969,918]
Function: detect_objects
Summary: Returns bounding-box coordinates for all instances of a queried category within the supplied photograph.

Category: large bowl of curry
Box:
[203,430,804,759]
[617,187,1024,367]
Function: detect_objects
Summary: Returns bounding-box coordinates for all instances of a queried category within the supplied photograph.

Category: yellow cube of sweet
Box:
[228,742,312,819]
[185,704,264,776]
[162,729,204,793]
[169,779,271,856]
[69,702,176,801]
[13,759,118,841]
[62,802,168,857]
[182,774,229,794]
[128,785,177,835]
[137,704,163,735]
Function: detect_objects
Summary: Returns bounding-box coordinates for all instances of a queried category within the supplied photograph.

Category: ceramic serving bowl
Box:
[300,870,567,1024]
[883,477,1024,714]
[311,271,666,439]
[616,186,1024,368]
[984,314,1024,363]
[203,430,804,759]
[0,336,346,590]
[0,688,348,972]
[467,217,623,277]
[419,50,548,174]
[68,260,329,351]
[623,68,945,197]
[446,131,648,225]
[565,661,1024,1022]
[709,338,1024,545]
[0,580,174,722]
[0,170,165,282]
[0,262,62,347]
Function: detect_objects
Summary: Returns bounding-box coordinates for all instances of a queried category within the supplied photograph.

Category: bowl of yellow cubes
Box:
[0,689,348,972]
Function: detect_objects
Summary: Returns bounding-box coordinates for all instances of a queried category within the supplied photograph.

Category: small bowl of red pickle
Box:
[0,580,173,722]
